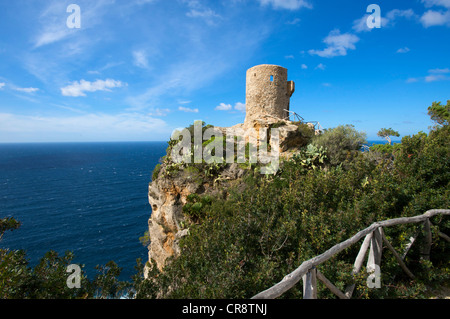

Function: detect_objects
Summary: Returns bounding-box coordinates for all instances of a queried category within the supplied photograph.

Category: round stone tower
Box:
[244,64,295,125]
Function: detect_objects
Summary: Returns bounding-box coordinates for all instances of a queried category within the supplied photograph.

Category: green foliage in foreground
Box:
[1,101,449,299]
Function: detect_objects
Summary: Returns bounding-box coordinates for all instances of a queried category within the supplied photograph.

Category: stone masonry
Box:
[244,64,295,126]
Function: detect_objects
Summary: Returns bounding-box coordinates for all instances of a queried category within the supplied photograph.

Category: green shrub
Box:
[312,124,367,166]
[152,164,161,181]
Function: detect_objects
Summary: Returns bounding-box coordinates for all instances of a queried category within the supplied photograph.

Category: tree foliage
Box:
[428,100,450,127]
[377,128,400,145]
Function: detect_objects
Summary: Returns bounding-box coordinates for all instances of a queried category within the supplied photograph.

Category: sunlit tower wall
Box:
[244,64,295,125]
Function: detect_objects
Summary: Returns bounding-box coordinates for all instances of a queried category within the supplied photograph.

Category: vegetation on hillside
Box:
[1,101,449,299]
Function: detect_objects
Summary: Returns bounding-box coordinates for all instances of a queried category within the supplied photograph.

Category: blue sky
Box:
[0,0,449,143]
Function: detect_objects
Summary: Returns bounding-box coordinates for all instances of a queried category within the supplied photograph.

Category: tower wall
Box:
[245,64,295,124]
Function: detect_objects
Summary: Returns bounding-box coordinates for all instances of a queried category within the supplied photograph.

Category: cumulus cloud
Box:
[258,0,312,10]
[0,82,5,89]
[215,103,232,111]
[309,29,359,58]
[215,102,246,112]
[178,106,199,113]
[61,79,125,97]
[420,9,450,27]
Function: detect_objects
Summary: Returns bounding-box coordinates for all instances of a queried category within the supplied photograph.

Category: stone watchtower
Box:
[244,64,295,125]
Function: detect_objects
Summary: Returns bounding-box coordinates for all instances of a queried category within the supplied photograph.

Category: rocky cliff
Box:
[144,118,315,275]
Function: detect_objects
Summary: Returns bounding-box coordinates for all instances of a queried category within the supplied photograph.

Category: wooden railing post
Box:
[366,228,383,289]
[367,227,382,273]
[302,267,317,299]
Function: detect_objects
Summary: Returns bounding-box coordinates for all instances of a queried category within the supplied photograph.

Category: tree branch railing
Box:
[251,209,450,299]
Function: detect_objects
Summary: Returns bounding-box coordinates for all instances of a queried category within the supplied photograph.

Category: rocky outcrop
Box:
[146,160,249,273]
[145,118,314,275]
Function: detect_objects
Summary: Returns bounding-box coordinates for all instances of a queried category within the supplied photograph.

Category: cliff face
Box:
[144,118,314,275]
[146,162,246,273]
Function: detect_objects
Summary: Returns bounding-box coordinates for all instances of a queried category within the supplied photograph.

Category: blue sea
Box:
[0,142,168,280]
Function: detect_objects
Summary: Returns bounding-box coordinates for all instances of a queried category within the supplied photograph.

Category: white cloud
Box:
[0,82,5,89]
[187,8,220,19]
[35,29,71,48]
[215,103,232,111]
[184,0,221,25]
[315,63,326,70]
[61,79,125,97]
[406,68,450,83]
[149,108,171,117]
[386,9,416,21]
[215,102,246,112]
[352,14,371,33]
[429,68,450,73]
[178,106,199,113]
[286,18,301,25]
[234,102,246,112]
[133,50,149,68]
[352,14,386,33]
[14,87,39,93]
[301,64,308,69]
[422,0,450,8]
[258,0,312,10]
[425,74,450,82]
[397,47,411,53]
[309,29,359,58]
[420,9,450,27]
[425,68,450,81]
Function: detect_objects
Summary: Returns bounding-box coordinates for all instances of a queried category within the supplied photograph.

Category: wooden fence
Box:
[251,209,450,299]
